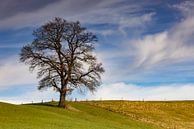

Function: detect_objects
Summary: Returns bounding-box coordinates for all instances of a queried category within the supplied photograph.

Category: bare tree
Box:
[20,18,104,108]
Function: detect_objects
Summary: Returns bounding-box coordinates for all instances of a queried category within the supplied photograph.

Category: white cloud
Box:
[3,82,194,104]
[0,88,58,104]
[0,56,61,104]
[89,82,194,101]
[0,56,37,90]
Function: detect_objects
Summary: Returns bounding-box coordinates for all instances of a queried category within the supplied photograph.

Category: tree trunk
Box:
[58,91,67,108]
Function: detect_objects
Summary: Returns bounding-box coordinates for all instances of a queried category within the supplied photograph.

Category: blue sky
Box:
[1,0,194,103]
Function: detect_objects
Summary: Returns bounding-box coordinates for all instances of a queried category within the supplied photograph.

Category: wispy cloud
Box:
[96,1,194,83]
[129,1,194,73]
[89,82,194,100]
[0,42,25,48]
[0,0,61,20]
[0,0,154,35]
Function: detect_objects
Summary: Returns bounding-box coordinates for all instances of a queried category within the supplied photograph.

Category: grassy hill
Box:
[0,101,193,129]
[0,101,160,129]
[84,100,194,129]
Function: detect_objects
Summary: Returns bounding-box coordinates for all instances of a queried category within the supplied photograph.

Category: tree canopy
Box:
[20,17,104,108]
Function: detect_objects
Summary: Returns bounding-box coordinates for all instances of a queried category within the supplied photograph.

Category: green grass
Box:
[1,101,193,129]
[0,101,160,129]
[84,100,194,129]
